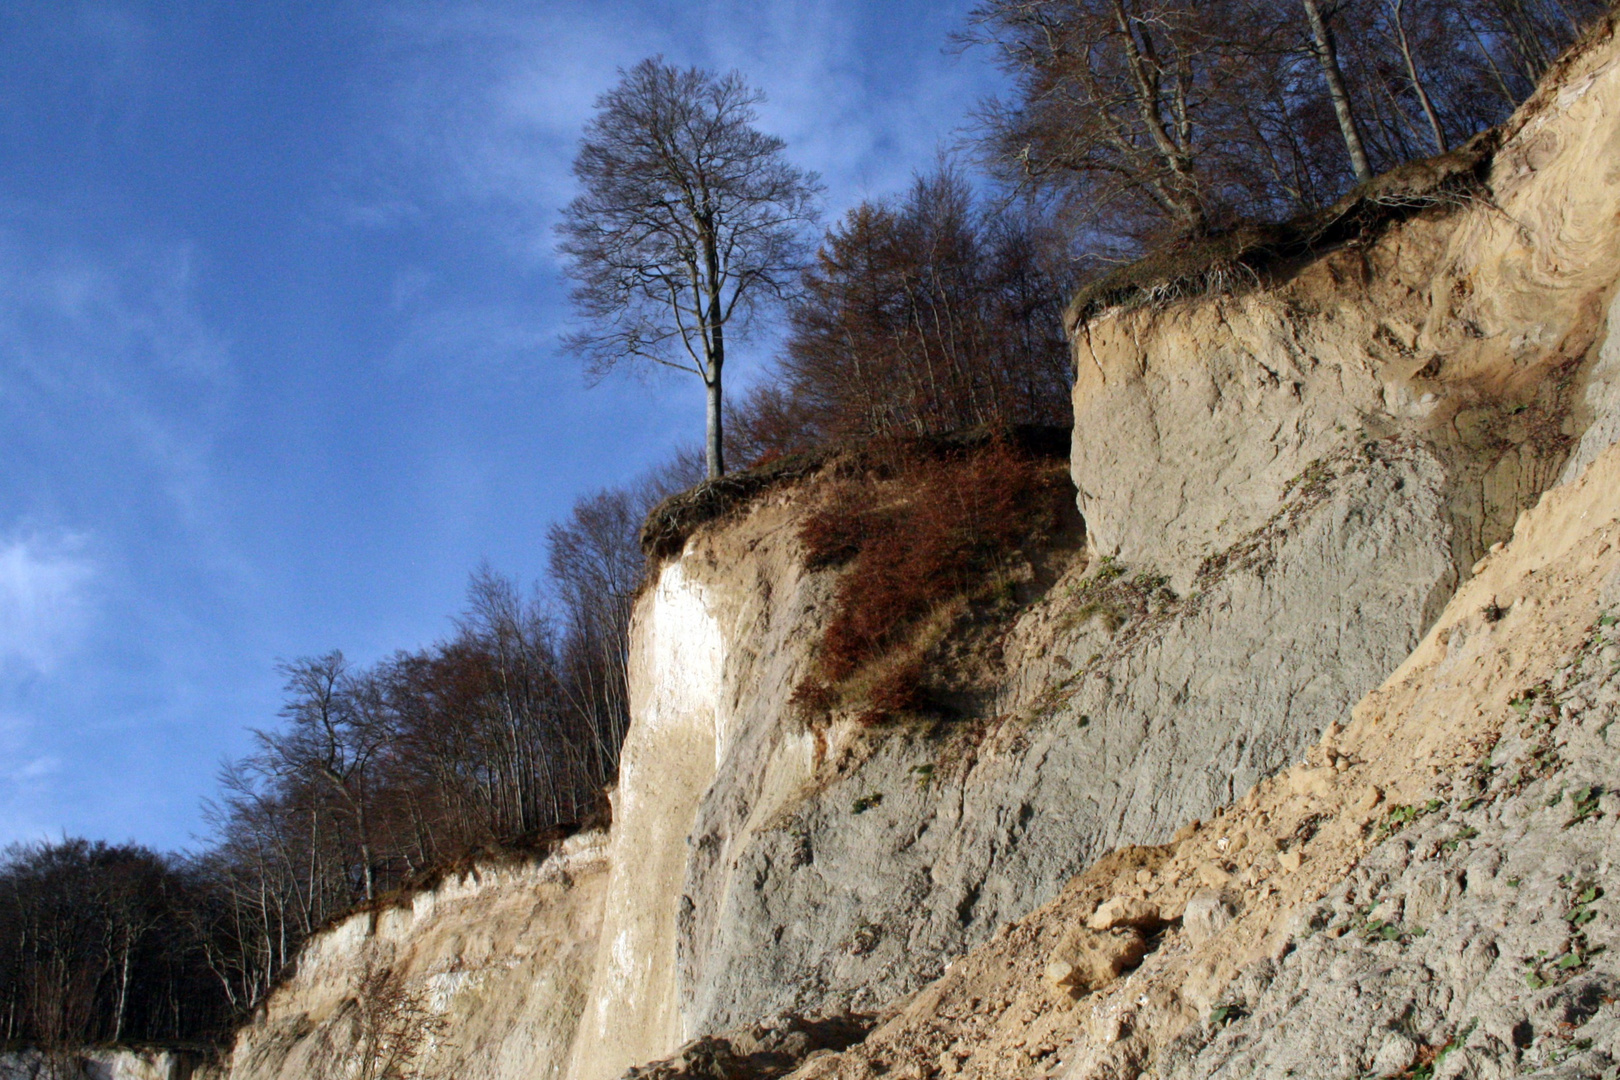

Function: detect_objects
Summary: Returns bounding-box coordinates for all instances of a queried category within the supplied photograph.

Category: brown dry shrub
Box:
[796,438,1070,721]
[798,481,880,570]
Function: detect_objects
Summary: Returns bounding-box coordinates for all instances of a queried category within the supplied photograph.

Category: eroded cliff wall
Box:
[220,16,1620,1080]
[619,26,1620,1079]
[568,562,730,1080]
[226,832,607,1080]
[623,12,1620,1051]
[763,430,1620,1080]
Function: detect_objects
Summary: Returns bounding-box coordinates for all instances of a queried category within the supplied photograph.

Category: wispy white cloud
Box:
[387,298,555,375]
[0,222,248,847]
[353,0,1002,265]
[341,0,1004,406]
[349,3,659,260]
[0,233,230,388]
[0,227,233,530]
[0,530,95,679]
[0,717,62,845]
[0,527,91,842]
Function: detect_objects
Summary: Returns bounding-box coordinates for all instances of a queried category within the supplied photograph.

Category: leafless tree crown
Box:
[558,57,821,477]
[961,0,1604,246]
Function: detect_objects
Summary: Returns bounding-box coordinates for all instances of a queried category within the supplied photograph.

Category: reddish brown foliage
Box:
[779,169,1074,448]
[798,440,1069,719]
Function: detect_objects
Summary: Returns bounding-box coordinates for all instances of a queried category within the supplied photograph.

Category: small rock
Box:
[1371,1032,1420,1075]
[1278,850,1304,873]
[1045,959,1077,987]
[1048,928,1152,997]
[1288,766,1335,799]
[1089,896,1163,931]
[1354,786,1384,814]
[1198,861,1233,888]
[1097,1010,1131,1044]
[1134,868,1153,886]
[1183,890,1235,946]
[1367,898,1403,925]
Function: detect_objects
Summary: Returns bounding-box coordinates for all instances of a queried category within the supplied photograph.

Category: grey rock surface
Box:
[679,440,1459,1033]
[1560,289,1620,486]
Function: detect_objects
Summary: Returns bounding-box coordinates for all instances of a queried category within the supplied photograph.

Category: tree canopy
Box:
[558,58,822,478]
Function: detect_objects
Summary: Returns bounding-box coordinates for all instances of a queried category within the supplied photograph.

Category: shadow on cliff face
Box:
[620,1014,874,1080]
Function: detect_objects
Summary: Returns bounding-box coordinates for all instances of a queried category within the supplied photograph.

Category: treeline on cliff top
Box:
[2,0,1602,1053]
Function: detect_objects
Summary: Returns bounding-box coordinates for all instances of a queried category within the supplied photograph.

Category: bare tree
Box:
[558,58,822,478]
[353,960,446,1080]
[962,0,1306,242]
[1299,0,1374,182]
[1387,0,1447,153]
[257,653,386,902]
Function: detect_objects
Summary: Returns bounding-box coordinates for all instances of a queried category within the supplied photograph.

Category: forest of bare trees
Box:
[0,841,232,1051]
[182,462,695,1020]
[962,0,1606,251]
[0,461,695,1049]
[774,167,1075,445]
[1,0,1605,1055]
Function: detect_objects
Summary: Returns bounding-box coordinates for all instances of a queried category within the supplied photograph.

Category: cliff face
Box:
[224,833,607,1080]
[568,559,744,1080]
[1070,21,1620,593]
[223,15,1620,1080]
[617,14,1620,1058]
[769,436,1620,1080]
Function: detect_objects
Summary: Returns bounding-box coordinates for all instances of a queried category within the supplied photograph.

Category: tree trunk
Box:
[705,366,725,479]
[359,835,375,903]
[1391,0,1447,153]
[112,937,130,1043]
[702,214,727,479]
[1301,0,1374,183]
[1111,0,1208,234]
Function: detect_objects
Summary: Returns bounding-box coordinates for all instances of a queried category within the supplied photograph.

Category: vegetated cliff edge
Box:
[225,14,1620,1080]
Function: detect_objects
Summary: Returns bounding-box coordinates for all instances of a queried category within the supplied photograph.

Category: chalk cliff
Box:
[224,834,607,1080]
[222,13,1620,1080]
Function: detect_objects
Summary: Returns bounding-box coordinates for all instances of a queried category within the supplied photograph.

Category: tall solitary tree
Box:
[558,58,822,479]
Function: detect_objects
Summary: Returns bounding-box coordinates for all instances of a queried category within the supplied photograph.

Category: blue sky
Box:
[0,2,1005,851]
